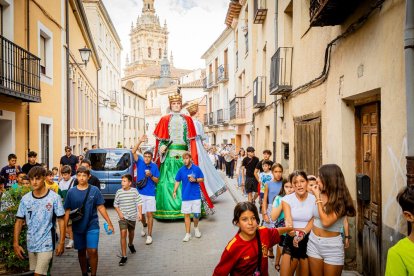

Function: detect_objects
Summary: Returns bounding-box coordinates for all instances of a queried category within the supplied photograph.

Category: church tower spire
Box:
[142,0,155,14]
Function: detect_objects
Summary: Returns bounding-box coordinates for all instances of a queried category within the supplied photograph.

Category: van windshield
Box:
[89,151,131,171]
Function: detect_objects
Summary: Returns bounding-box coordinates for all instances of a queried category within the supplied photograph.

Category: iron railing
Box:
[110,91,118,107]
[217,64,228,83]
[0,35,41,102]
[217,109,223,124]
[208,112,214,125]
[253,76,266,108]
[204,113,208,124]
[229,97,246,120]
[270,47,293,95]
[310,0,359,27]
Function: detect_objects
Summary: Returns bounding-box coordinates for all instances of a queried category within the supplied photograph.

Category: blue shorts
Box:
[73,229,100,250]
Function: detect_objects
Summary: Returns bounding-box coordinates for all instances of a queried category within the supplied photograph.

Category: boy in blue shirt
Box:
[64,166,114,276]
[13,166,66,276]
[173,152,204,242]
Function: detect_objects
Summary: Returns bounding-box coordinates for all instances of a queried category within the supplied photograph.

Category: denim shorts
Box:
[307,231,344,265]
[73,228,100,250]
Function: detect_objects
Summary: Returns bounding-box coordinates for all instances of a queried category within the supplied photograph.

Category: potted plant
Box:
[0,186,33,276]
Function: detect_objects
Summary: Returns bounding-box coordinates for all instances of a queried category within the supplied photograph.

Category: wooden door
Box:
[356,102,381,276]
[294,113,321,176]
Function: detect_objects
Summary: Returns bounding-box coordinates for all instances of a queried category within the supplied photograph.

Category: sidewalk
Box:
[223,172,362,276]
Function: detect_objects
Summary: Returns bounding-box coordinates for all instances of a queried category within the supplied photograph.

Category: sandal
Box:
[275,264,280,272]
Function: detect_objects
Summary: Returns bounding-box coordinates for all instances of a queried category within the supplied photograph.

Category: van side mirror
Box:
[356,174,370,202]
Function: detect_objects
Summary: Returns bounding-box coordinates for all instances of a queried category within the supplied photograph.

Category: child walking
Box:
[271,181,294,271]
[261,163,284,258]
[213,202,292,276]
[114,174,143,266]
[258,160,273,209]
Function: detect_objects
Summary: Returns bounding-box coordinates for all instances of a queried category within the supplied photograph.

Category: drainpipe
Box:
[405,0,414,234]
[26,0,30,158]
[273,0,278,163]
[66,0,70,146]
[96,69,100,147]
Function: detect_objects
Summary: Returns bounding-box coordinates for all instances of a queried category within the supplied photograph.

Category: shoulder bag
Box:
[136,176,148,189]
[69,185,91,222]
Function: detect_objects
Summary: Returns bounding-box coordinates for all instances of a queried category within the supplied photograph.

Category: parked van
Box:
[85,148,136,199]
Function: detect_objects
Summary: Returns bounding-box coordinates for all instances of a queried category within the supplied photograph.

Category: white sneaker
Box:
[65,239,74,249]
[146,236,153,245]
[182,233,191,242]
[194,227,202,238]
[141,228,146,237]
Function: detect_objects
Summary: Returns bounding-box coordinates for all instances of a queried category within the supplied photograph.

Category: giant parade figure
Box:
[186,102,227,200]
[152,92,214,219]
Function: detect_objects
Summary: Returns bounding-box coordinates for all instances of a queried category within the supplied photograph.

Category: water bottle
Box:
[103,222,112,235]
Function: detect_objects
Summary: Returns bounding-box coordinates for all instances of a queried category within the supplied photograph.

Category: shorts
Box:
[282,233,310,259]
[29,251,53,275]
[278,234,286,247]
[119,219,136,231]
[73,229,100,250]
[141,195,156,214]
[181,199,201,214]
[245,177,258,193]
[307,231,344,265]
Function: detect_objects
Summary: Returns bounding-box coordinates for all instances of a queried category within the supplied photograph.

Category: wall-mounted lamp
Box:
[70,46,92,67]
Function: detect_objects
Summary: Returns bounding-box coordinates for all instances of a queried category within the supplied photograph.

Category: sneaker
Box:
[141,227,146,237]
[128,244,136,253]
[119,256,127,266]
[146,236,153,245]
[65,239,74,249]
[194,227,202,238]
[182,233,191,242]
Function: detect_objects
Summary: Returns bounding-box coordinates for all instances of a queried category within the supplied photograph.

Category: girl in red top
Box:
[213,202,292,276]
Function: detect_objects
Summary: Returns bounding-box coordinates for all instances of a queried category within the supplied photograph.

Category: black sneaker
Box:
[128,244,136,254]
[119,256,127,266]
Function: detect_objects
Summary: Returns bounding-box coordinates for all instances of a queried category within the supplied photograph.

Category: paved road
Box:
[51,173,360,275]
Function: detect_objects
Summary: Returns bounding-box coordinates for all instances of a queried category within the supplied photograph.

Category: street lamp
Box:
[79,46,92,67]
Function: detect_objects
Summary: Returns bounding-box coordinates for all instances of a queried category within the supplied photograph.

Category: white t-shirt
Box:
[59,178,75,191]
[282,192,315,228]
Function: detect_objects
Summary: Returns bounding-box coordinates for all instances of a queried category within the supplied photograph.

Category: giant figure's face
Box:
[170,101,182,112]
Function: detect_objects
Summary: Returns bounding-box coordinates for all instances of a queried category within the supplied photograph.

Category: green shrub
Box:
[0,186,31,274]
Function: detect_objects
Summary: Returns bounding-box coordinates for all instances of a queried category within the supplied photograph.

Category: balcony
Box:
[203,77,209,91]
[208,112,214,125]
[0,35,41,102]
[109,91,118,107]
[229,97,246,124]
[253,76,266,108]
[310,0,359,27]
[217,64,228,83]
[217,109,223,124]
[270,47,293,95]
[211,72,218,88]
[253,0,267,24]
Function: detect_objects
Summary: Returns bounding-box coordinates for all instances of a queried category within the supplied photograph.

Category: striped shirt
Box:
[113,188,143,221]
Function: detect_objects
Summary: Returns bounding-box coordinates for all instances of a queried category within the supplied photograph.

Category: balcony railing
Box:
[0,35,41,102]
[217,109,223,124]
[203,77,208,91]
[204,113,208,124]
[229,97,246,121]
[217,64,228,83]
[253,0,267,24]
[253,76,266,108]
[208,74,215,89]
[109,91,118,107]
[310,0,359,27]
[270,47,293,95]
[208,112,214,125]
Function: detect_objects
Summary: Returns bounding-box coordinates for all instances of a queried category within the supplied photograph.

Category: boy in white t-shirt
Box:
[58,165,75,249]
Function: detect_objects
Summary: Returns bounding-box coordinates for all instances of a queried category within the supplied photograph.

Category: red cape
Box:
[153,114,214,209]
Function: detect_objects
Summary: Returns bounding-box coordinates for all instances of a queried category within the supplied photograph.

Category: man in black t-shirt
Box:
[241,147,260,203]
[73,159,100,190]
[60,146,78,177]
[21,151,41,174]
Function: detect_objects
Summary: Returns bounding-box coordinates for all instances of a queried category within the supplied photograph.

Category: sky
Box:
[102,0,229,74]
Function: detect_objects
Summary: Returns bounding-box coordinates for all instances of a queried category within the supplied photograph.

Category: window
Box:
[99,22,102,41]
[89,151,131,171]
[40,36,46,74]
[244,31,249,54]
[159,48,162,59]
[40,124,50,166]
[0,5,3,36]
[148,47,151,58]
[38,21,53,83]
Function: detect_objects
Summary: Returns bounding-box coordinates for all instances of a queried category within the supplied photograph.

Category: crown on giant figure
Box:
[168,93,182,104]
[186,102,198,116]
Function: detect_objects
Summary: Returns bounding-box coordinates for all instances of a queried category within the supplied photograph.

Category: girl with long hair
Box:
[307,164,356,276]
[281,170,315,276]
[213,202,292,276]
